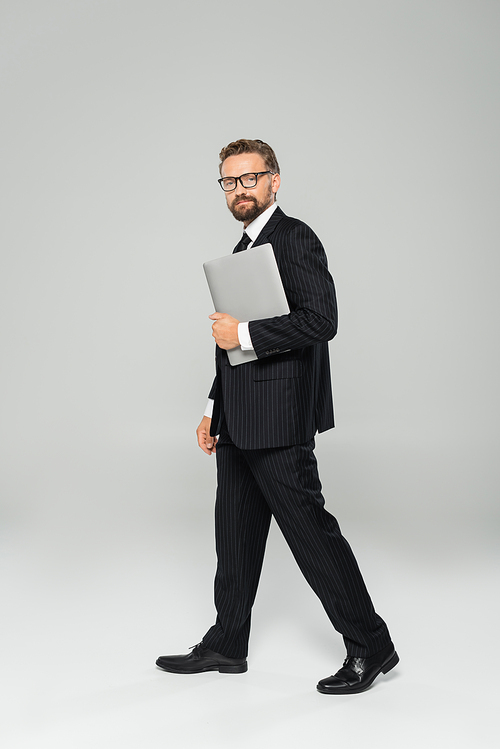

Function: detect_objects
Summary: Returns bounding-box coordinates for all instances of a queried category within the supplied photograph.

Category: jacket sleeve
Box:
[208,375,217,400]
[248,222,337,358]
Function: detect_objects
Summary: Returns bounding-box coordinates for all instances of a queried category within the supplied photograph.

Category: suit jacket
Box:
[209,206,337,450]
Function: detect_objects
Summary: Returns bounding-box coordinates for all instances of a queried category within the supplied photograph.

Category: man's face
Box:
[221,153,280,227]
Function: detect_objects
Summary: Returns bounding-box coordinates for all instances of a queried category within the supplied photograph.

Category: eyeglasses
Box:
[218,171,275,192]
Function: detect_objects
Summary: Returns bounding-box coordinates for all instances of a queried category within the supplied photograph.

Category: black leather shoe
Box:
[317,643,399,695]
[156,643,247,674]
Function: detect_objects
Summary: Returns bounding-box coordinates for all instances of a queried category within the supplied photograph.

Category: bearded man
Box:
[156,139,398,695]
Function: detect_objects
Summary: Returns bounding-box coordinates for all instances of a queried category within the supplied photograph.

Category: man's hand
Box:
[209,312,240,350]
[197,415,217,455]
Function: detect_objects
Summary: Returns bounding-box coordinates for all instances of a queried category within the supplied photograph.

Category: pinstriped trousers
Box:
[202,424,392,660]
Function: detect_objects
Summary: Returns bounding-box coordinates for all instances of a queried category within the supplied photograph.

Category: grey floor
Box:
[2,437,499,749]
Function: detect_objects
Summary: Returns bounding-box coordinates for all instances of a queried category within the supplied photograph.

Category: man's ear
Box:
[272,172,281,195]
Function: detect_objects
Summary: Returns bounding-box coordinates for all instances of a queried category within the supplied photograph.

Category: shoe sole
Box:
[316,651,399,695]
[156,661,248,675]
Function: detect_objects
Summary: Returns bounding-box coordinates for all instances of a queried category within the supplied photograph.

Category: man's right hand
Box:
[196,415,217,455]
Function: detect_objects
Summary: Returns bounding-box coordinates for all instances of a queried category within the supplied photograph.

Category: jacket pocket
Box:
[253,358,303,381]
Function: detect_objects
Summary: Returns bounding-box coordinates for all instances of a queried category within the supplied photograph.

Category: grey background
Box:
[1,1,499,747]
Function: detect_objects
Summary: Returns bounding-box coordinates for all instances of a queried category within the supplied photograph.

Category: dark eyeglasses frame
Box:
[218,171,275,192]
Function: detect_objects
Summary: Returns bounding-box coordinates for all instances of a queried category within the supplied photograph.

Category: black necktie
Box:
[233,232,252,253]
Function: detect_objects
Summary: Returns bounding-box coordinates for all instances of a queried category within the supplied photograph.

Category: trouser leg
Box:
[202,437,272,659]
[244,440,392,658]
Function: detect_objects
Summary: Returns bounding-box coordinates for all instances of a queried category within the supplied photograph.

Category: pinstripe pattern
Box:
[203,425,391,659]
[204,207,392,661]
[209,207,337,450]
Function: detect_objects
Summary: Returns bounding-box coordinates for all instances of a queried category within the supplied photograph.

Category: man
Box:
[156,139,398,694]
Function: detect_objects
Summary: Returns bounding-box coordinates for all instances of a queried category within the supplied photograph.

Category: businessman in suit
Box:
[156,139,398,694]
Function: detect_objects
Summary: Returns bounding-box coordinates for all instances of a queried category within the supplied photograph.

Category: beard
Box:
[227,183,273,223]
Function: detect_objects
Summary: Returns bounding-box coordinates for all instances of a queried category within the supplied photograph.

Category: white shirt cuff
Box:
[238,322,254,350]
[204,399,214,418]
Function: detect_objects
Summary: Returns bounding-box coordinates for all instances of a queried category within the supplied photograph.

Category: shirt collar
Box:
[244,202,278,244]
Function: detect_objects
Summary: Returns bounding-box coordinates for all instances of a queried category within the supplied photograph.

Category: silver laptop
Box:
[203,243,290,366]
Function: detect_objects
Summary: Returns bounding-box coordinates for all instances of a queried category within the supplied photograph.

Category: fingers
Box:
[209,313,240,350]
[196,418,217,456]
[199,433,217,455]
[197,428,211,455]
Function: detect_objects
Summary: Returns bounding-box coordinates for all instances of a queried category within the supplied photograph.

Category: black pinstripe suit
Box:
[203,207,392,659]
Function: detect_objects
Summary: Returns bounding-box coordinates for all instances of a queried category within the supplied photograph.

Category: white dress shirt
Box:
[204,202,279,418]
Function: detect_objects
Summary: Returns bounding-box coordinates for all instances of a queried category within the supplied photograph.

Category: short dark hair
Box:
[219,139,280,176]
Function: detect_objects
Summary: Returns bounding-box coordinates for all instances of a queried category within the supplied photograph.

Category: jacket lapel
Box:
[252,206,286,247]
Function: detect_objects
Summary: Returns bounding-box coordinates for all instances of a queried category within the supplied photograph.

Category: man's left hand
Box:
[209,312,240,350]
